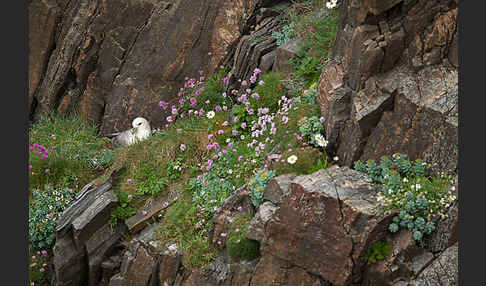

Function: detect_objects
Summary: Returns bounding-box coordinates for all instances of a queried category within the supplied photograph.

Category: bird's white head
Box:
[132,117,150,129]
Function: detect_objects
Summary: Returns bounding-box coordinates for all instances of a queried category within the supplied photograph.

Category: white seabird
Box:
[106,117,151,147]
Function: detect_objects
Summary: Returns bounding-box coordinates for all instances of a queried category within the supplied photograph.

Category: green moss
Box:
[226,213,260,261]
[364,239,391,264]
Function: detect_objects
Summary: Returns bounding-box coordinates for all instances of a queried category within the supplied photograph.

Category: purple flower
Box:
[178,98,185,105]
[238,155,243,161]
[177,129,182,134]
[171,106,178,115]
[167,116,173,122]
[44,169,50,174]
[241,80,248,86]
[29,165,32,170]
[217,129,224,135]
[190,97,197,107]
[251,93,260,99]
[142,210,148,216]
[206,144,213,150]
[173,196,178,201]
[241,122,247,129]
[163,201,169,208]
[215,105,222,112]
[223,105,228,111]
[29,146,34,151]
[50,146,54,151]
[250,75,257,83]
[41,250,47,256]
[259,80,265,86]
[39,268,45,273]
[254,68,261,74]
[180,144,186,151]
[222,121,229,126]
[227,142,233,148]
[208,134,214,140]
[232,130,238,136]
[223,77,229,84]
[159,101,169,110]
[309,27,314,34]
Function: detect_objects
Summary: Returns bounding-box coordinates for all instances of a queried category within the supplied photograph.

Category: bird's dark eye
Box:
[138,122,142,126]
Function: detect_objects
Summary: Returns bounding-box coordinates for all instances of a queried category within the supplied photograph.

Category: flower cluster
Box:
[29,143,55,175]
[248,168,276,208]
[29,249,50,285]
[29,184,76,249]
[158,69,231,128]
[297,116,327,148]
[355,154,457,245]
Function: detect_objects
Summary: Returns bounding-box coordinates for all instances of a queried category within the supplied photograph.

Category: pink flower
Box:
[180,144,186,151]
[238,155,243,161]
[167,116,173,122]
[173,196,178,201]
[232,130,238,136]
[223,77,229,84]
[215,105,222,112]
[142,210,148,216]
[127,178,132,183]
[208,134,214,140]
[51,134,56,139]
[39,268,45,272]
[163,201,169,208]
[251,93,260,99]
[241,122,247,129]
[217,129,224,135]
[309,27,314,34]
[241,80,248,86]
[44,169,50,174]
[159,101,169,110]
[29,165,32,170]
[223,105,228,111]
[235,228,239,233]
[259,80,265,86]
[227,142,233,148]
[50,146,54,151]
[222,149,228,155]
[178,98,185,105]
[171,106,178,115]
[41,250,47,256]
[222,121,229,126]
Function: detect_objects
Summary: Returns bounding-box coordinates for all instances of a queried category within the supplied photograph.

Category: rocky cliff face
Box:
[29,0,286,134]
[317,0,458,175]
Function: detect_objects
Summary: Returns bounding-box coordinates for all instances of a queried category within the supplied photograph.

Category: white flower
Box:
[228,169,233,174]
[415,184,421,190]
[333,156,339,161]
[206,111,215,119]
[241,135,245,140]
[226,138,231,143]
[326,0,337,9]
[287,155,298,165]
[403,178,409,183]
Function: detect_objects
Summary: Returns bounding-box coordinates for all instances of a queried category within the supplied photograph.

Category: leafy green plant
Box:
[226,213,260,261]
[364,240,391,264]
[272,22,296,46]
[297,116,327,148]
[355,154,457,246]
[306,154,328,174]
[29,184,76,249]
[109,191,137,226]
[135,162,169,196]
[248,169,276,208]
[290,49,322,85]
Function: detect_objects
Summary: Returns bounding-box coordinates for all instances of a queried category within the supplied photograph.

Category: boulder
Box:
[255,166,395,286]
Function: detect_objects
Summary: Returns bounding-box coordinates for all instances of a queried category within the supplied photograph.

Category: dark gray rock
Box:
[411,243,458,286]
[246,201,277,242]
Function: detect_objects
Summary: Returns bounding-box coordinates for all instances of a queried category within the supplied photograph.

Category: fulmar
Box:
[106,117,151,147]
